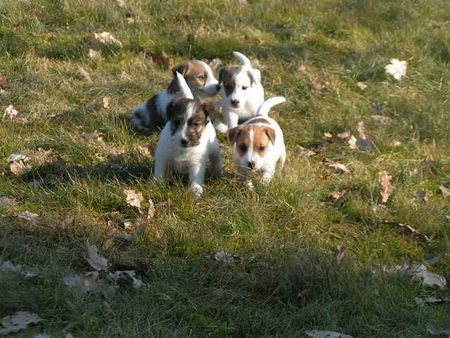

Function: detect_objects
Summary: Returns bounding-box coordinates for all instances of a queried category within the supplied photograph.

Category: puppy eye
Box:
[259,145,266,151]
[239,144,248,152]
[198,75,207,80]
[242,86,248,90]
[193,122,202,127]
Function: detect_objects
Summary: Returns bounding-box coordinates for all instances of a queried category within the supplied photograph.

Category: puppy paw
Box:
[189,185,203,200]
[214,122,228,134]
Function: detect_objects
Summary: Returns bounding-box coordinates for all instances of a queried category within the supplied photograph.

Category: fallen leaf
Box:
[327,163,350,174]
[310,79,326,93]
[3,104,18,120]
[323,132,333,139]
[412,270,447,289]
[125,12,138,23]
[439,185,450,197]
[0,196,19,207]
[17,211,38,221]
[391,140,402,146]
[137,142,157,157]
[84,130,106,141]
[305,330,353,338]
[414,190,428,203]
[147,198,155,219]
[212,251,242,264]
[63,271,100,293]
[384,58,407,81]
[135,47,170,69]
[88,48,102,60]
[0,75,8,87]
[348,133,375,151]
[383,221,431,244]
[295,145,316,156]
[0,312,42,335]
[356,82,367,90]
[94,32,123,47]
[103,301,112,315]
[85,244,108,271]
[336,245,348,264]
[102,96,111,109]
[328,190,351,206]
[298,65,307,73]
[410,160,435,178]
[371,115,392,124]
[123,189,144,210]
[415,296,450,305]
[77,66,93,83]
[379,171,393,203]
[336,131,351,139]
[368,103,387,114]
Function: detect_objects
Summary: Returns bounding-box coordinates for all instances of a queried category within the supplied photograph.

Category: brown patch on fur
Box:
[168,61,209,94]
[218,66,243,96]
[229,125,275,157]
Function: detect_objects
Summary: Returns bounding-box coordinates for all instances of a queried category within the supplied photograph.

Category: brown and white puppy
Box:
[154,74,222,200]
[131,60,219,132]
[227,97,286,185]
[215,52,265,133]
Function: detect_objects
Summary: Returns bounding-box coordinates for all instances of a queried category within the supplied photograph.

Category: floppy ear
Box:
[218,67,226,85]
[247,71,255,86]
[200,101,217,121]
[263,127,276,144]
[227,127,241,144]
[172,62,190,77]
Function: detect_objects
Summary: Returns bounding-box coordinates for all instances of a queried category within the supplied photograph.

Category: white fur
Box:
[218,51,265,132]
[231,97,286,184]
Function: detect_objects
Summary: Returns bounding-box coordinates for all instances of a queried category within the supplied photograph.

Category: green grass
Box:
[1,0,449,336]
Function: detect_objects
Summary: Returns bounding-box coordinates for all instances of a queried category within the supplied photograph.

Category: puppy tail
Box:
[175,72,194,99]
[233,51,252,68]
[256,97,286,116]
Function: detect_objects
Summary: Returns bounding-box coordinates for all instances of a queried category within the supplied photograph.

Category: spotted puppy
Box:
[131,60,219,132]
[154,73,222,199]
[227,97,286,185]
[216,51,265,132]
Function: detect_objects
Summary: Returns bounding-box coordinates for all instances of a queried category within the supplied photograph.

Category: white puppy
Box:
[216,52,265,132]
[154,73,222,199]
[132,60,219,132]
[227,97,286,185]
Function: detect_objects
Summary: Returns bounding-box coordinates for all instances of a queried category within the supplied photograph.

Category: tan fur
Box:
[228,125,275,157]
[168,61,208,94]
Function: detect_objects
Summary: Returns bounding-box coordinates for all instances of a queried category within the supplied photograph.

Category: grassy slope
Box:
[0,0,449,336]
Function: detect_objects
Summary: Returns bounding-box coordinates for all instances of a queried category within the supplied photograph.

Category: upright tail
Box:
[256,97,286,116]
[175,72,194,99]
[233,51,252,68]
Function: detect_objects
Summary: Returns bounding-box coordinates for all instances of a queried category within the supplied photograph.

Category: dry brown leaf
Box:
[84,130,106,141]
[414,190,428,203]
[439,185,450,197]
[368,103,387,114]
[298,65,307,73]
[356,82,367,90]
[336,245,348,264]
[327,163,350,174]
[88,49,102,60]
[63,271,100,293]
[371,115,392,124]
[311,79,326,93]
[147,198,155,219]
[328,190,351,206]
[379,171,393,203]
[17,211,38,221]
[348,121,376,151]
[85,244,108,271]
[410,160,435,178]
[0,312,43,335]
[0,75,8,87]
[295,145,316,156]
[137,142,157,157]
[103,96,111,109]
[77,66,93,83]
[0,196,19,207]
[123,189,144,210]
[103,300,112,315]
[94,32,123,47]
[383,221,431,244]
[213,251,242,264]
[3,105,18,120]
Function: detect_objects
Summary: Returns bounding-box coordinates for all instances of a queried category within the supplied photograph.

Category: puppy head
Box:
[227,125,275,170]
[167,98,215,147]
[168,61,219,98]
[218,66,256,109]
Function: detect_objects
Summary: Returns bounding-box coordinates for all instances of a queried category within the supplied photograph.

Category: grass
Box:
[1,0,449,336]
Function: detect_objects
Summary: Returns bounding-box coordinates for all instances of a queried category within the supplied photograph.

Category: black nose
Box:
[215,84,221,91]
[181,139,188,147]
[231,99,239,107]
[248,161,255,169]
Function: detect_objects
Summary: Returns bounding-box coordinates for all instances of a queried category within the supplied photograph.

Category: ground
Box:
[0,0,449,337]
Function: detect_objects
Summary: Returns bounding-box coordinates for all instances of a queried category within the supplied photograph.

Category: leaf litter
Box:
[0,312,43,336]
[379,171,393,203]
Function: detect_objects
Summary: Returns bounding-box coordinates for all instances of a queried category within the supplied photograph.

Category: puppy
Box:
[131,60,219,132]
[217,52,265,132]
[227,97,286,185]
[154,73,222,199]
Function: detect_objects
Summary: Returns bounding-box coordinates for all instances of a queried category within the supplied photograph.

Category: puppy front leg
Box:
[226,112,239,129]
[261,169,275,184]
[209,143,223,178]
[153,156,168,182]
[188,164,206,200]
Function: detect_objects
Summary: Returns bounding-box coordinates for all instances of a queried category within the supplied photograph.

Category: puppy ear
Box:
[263,127,276,144]
[227,127,241,144]
[200,101,217,121]
[218,67,225,85]
[172,62,190,77]
[247,71,255,86]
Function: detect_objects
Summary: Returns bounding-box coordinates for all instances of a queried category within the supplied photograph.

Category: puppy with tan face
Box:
[216,52,265,132]
[154,73,222,199]
[227,97,286,185]
[131,60,219,132]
